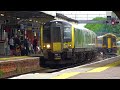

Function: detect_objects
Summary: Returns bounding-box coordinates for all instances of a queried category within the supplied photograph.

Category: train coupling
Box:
[54,53,61,60]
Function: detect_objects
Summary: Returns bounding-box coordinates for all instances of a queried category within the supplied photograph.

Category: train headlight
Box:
[46,44,50,49]
[69,44,71,47]
[43,45,46,48]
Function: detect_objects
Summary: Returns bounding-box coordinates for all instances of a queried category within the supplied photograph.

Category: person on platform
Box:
[23,37,29,55]
[9,36,15,56]
[33,36,38,54]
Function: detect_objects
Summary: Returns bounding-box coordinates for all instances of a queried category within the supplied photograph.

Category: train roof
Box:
[97,33,117,39]
[47,20,96,34]
[49,20,72,25]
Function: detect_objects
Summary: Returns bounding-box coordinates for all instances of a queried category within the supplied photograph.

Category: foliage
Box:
[84,17,120,37]
[85,17,106,34]
[0,70,4,77]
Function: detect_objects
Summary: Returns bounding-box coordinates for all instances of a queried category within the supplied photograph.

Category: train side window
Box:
[98,40,102,44]
[63,26,72,42]
[112,37,116,45]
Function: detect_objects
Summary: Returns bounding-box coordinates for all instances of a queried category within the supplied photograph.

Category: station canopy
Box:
[0,11,55,24]
[113,11,120,19]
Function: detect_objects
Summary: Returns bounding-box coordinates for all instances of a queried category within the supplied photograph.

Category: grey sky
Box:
[42,11,107,20]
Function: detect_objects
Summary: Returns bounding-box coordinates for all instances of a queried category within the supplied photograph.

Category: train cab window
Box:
[112,37,116,45]
[103,37,107,46]
[64,26,71,42]
[52,27,61,42]
[43,25,51,43]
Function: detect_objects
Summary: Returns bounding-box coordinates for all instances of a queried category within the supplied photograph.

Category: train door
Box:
[107,37,112,49]
[51,23,63,52]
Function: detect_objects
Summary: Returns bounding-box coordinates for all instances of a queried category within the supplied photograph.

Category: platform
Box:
[0,56,43,78]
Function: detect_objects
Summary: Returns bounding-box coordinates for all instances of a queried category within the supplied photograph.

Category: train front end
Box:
[41,20,73,63]
[102,34,117,55]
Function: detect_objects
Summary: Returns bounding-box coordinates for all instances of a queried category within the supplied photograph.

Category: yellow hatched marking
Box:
[87,60,120,73]
[50,60,120,79]
[51,72,80,79]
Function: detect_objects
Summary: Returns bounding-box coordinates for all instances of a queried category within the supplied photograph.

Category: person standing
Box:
[14,35,21,48]
[28,39,33,55]
[33,36,38,54]
[14,35,21,56]
[23,37,29,55]
[4,37,9,56]
[9,36,14,56]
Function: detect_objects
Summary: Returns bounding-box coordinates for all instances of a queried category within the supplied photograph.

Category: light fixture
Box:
[29,19,32,21]
[1,14,4,16]
[46,44,50,49]
[17,18,20,20]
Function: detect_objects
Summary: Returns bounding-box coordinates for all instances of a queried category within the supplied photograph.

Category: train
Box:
[97,33,118,56]
[40,20,98,65]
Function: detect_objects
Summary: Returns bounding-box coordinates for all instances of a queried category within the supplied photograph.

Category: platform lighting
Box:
[17,18,20,20]
[29,19,32,21]
[1,14,4,16]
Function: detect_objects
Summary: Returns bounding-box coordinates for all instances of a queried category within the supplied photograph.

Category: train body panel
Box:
[74,27,96,49]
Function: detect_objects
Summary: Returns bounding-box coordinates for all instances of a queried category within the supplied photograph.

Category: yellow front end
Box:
[108,38,111,48]
[53,42,62,52]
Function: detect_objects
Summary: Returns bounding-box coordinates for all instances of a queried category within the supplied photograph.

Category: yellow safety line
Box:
[50,60,120,79]
[0,56,29,60]
[51,72,80,79]
[87,60,120,73]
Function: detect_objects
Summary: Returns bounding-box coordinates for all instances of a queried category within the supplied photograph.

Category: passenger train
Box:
[40,20,98,65]
[97,33,118,56]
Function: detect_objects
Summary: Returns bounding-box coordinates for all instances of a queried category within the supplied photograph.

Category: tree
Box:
[84,17,120,37]
[85,17,106,34]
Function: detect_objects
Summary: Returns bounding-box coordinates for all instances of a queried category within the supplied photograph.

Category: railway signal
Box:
[106,16,119,25]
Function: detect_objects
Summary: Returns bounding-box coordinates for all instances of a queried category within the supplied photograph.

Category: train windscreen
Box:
[103,37,107,46]
[112,37,116,45]
[52,27,61,42]
[43,25,51,43]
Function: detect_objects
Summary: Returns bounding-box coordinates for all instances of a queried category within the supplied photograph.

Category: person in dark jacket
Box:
[14,35,21,48]
[14,35,21,56]
[33,36,38,54]
[21,44,26,56]
[23,37,29,55]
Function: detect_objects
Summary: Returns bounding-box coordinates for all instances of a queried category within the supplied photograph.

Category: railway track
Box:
[32,54,116,73]
[8,54,118,79]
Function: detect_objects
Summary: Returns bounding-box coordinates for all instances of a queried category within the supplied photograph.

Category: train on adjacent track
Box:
[40,20,98,65]
[97,33,118,57]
